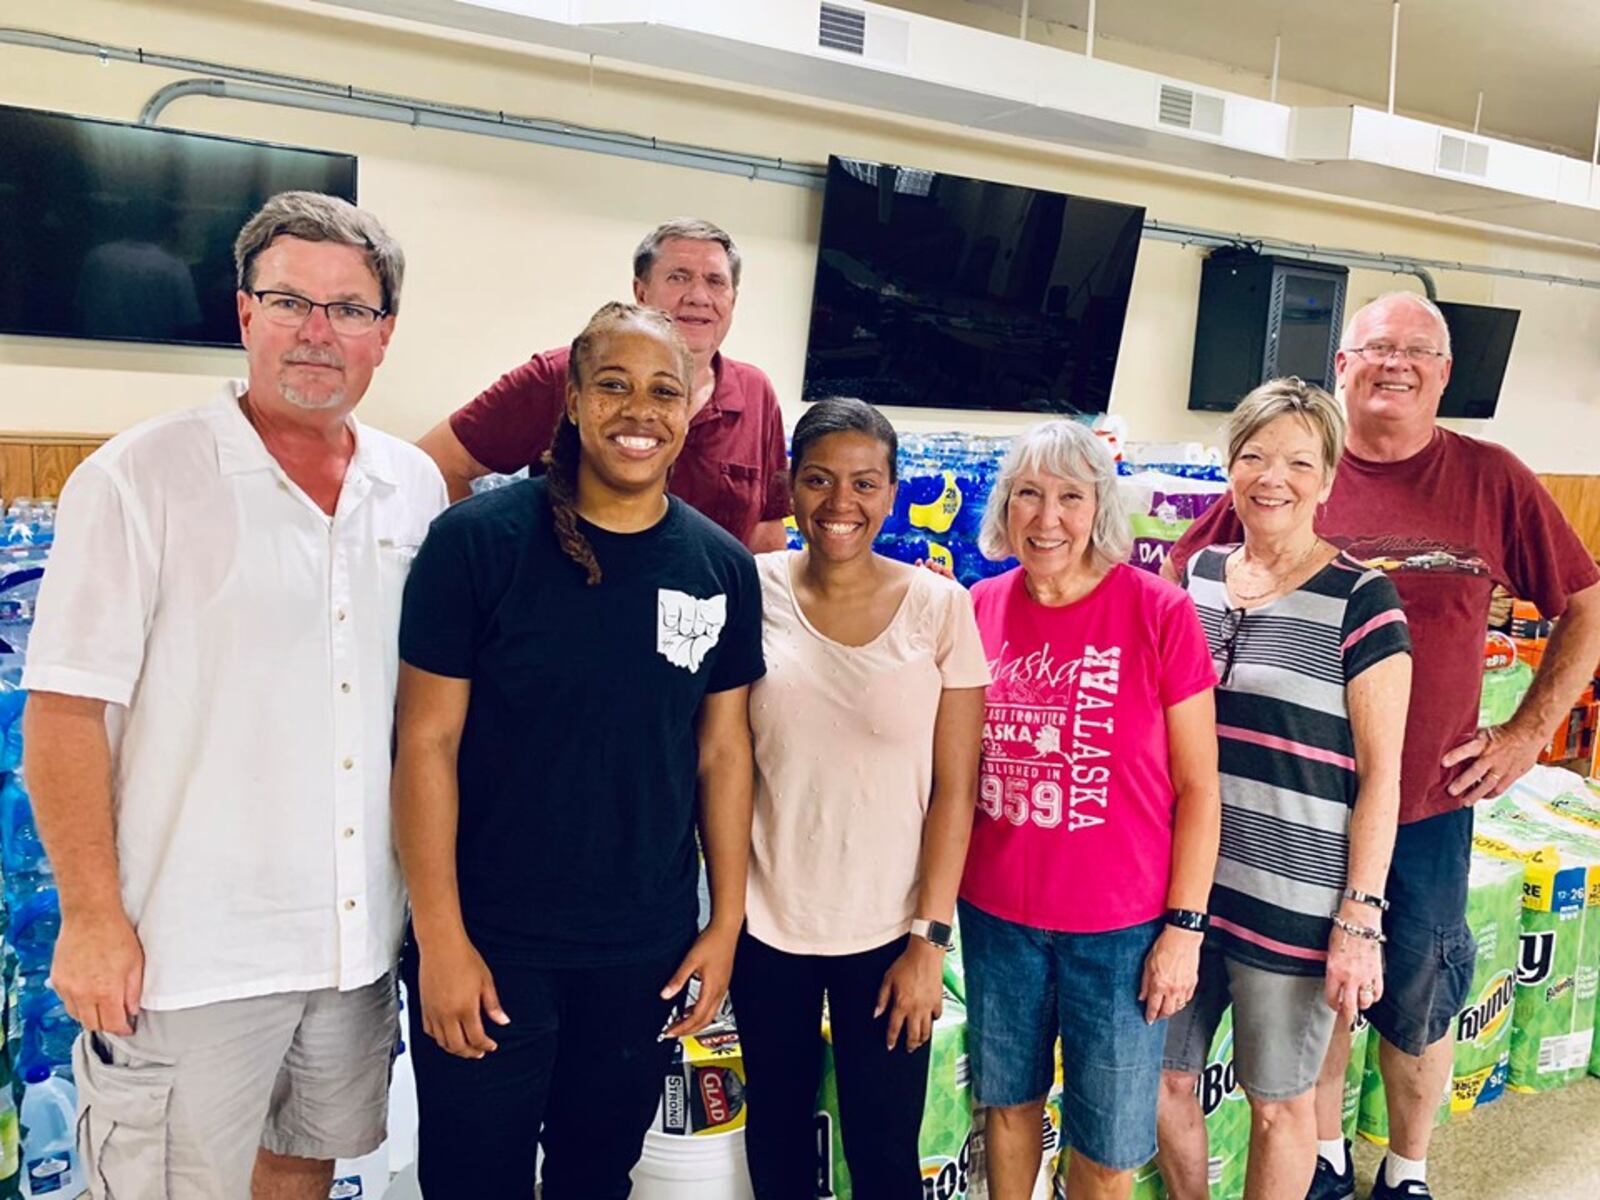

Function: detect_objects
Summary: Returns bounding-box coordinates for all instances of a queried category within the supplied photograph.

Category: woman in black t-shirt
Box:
[393,302,764,1198]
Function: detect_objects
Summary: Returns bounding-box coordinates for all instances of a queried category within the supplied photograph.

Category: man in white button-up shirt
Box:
[23,192,446,1200]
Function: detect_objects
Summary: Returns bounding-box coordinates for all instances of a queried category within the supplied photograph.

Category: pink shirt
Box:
[747,553,992,954]
[960,564,1216,933]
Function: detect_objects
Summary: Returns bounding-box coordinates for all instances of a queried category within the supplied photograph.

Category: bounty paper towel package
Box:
[1356,850,1522,1142]
[1474,810,1600,1092]
[1063,1007,1245,1200]
[816,997,973,1199]
[1502,768,1600,1076]
[1342,1016,1371,1142]
[1449,853,1523,1112]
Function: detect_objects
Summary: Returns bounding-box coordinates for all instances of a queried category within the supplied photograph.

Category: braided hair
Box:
[542,302,691,586]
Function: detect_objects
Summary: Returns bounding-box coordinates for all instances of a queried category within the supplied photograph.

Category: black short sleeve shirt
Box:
[399,479,765,967]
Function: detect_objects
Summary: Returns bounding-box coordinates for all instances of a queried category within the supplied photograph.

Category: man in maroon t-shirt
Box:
[1166,292,1600,1200]
[418,218,791,550]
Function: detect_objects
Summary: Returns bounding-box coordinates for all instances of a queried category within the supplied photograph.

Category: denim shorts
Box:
[1163,949,1337,1100]
[1366,805,1477,1057]
[959,899,1165,1172]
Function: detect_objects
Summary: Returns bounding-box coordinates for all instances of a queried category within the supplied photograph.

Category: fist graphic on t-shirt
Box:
[656,589,728,673]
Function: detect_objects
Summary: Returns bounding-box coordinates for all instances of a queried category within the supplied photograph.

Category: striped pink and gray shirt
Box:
[1186,546,1410,976]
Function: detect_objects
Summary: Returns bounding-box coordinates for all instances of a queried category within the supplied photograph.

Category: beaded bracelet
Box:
[1330,913,1386,943]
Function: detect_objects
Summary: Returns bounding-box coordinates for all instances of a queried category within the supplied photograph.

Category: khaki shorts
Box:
[1162,950,1336,1101]
[74,972,397,1200]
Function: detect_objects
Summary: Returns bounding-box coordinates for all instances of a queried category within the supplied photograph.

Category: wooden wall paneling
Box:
[0,445,34,507]
[0,434,109,507]
[31,444,86,502]
[1537,474,1600,562]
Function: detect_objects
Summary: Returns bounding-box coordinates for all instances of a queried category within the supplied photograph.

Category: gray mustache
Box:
[282,351,344,369]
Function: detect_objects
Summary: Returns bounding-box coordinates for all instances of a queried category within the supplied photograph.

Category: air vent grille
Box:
[1158,84,1224,136]
[819,2,866,55]
[1438,133,1490,178]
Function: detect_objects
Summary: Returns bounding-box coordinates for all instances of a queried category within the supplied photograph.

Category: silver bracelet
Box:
[1343,887,1390,912]
[1330,913,1386,943]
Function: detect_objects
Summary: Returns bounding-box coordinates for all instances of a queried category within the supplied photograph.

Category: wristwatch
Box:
[1165,908,1209,933]
[910,918,955,951]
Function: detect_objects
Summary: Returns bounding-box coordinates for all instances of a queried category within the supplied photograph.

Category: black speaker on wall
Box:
[1187,248,1348,411]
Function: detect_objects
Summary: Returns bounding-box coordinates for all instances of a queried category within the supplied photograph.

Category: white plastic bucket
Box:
[630,1127,754,1200]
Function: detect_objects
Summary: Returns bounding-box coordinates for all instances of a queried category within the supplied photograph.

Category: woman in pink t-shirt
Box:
[959,420,1221,1200]
[733,398,989,1200]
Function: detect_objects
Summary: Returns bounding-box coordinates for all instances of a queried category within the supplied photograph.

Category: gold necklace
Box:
[1228,541,1324,603]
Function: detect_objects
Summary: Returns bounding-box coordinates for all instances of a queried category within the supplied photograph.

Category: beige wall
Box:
[3,0,1599,470]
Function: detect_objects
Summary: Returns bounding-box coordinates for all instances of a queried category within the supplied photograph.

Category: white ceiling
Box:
[883,0,1600,160]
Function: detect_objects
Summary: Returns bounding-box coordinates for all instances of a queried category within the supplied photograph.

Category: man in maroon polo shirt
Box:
[418,218,791,550]
[1165,292,1600,1200]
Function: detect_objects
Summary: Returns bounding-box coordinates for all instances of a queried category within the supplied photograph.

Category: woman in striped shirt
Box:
[1154,379,1412,1200]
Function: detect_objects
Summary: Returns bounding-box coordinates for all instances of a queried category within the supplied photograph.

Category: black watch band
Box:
[1165,908,1208,933]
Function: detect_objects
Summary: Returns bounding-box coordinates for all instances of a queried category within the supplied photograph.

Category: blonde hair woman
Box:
[1155,379,1412,1200]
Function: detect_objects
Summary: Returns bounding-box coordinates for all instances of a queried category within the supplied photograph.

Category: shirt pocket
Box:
[377,539,421,631]
[74,1031,177,1199]
[711,461,761,539]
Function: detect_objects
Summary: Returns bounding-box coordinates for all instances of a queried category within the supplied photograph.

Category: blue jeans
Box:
[960,900,1165,1171]
[1366,805,1477,1056]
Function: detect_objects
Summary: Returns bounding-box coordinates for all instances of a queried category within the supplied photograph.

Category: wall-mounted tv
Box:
[1435,300,1519,419]
[0,105,358,349]
[802,157,1145,415]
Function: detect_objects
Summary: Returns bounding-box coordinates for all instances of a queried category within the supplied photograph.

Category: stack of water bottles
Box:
[788,432,1018,586]
[0,499,83,1199]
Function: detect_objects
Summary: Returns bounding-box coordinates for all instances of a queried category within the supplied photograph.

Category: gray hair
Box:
[1341,291,1451,357]
[1226,377,1344,481]
[234,191,405,315]
[633,218,742,290]
[978,420,1131,567]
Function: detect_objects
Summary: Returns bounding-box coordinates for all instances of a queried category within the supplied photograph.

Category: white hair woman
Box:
[958,419,1221,1200]
[1154,378,1412,1200]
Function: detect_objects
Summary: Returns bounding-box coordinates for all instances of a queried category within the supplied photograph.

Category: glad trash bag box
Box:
[655,1027,747,1136]
[816,997,973,1199]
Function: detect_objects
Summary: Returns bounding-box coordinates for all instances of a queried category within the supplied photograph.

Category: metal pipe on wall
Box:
[5,26,1600,294]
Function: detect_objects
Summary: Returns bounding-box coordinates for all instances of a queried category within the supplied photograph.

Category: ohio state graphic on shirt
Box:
[960,564,1216,933]
[657,589,727,672]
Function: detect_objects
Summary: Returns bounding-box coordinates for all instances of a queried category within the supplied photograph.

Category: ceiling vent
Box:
[1158,83,1224,136]
[1437,132,1490,179]
[818,2,866,56]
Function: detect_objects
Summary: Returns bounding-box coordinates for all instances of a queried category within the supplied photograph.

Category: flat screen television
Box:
[803,156,1144,415]
[0,105,358,349]
[1435,300,1519,419]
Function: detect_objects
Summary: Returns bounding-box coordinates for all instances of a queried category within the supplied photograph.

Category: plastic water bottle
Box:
[0,559,44,657]
[0,682,26,774]
[19,1068,77,1197]
[0,776,54,904]
[18,988,78,1079]
[6,888,59,978]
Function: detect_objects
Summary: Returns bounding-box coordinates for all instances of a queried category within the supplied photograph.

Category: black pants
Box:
[402,940,684,1199]
[731,930,930,1200]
